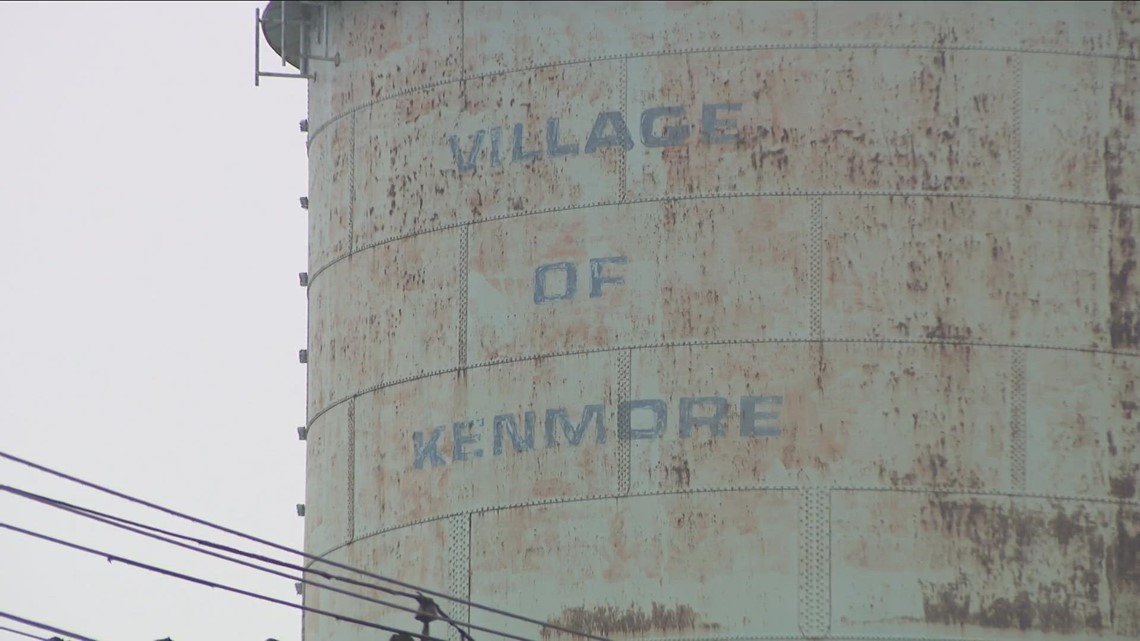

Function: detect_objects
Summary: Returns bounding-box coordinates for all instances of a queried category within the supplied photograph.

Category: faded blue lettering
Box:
[584,111,635,153]
[453,419,484,461]
[493,413,534,456]
[525,411,536,447]
[741,395,782,437]
[701,103,742,144]
[512,123,542,162]
[412,394,785,469]
[679,396,728,438]
[534,262,577,304]
[448,130,485,173]
[490,127,504,167]
[589,256,627,298]
[546,117,580,157]
[544,405,606,447]
[620,399,667,439]
[413,427,447,468]
[640,105,690,147]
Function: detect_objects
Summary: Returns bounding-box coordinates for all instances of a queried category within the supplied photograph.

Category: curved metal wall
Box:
[298,2,1140,641]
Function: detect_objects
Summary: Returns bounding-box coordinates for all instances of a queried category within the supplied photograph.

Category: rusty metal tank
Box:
[266,2,1140,640]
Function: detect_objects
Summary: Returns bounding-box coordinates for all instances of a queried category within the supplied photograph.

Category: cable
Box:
[6,487,490,641]
[2,485,536,641]
[0,522,448,641]
[433,604,476,641]
[0,612,97,641]
[0,624,47,641]
[0,450,609,641]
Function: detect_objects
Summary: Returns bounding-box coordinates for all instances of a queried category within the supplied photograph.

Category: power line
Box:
[1,484,417,598]
[0,522,449,641]
[0,612,97,641]
[0,449,609,641]
[2,485,534,641]
[0,623,48,641]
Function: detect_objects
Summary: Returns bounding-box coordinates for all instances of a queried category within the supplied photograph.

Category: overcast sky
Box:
[2,2,310,639]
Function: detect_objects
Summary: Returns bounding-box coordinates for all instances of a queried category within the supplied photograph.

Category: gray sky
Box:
[2,2,309,639]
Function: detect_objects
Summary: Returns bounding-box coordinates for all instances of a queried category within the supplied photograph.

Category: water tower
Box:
[259,2,1140,640]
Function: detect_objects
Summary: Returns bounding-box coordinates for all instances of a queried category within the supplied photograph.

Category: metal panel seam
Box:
[616,349,631,495]
[1010,349,1027,492]
[304,338,1140,430]
[346,398,356,540]
[798,487,831,639]
[305,192,1138,287]
[1012,53,1023,197]
[620,58,628,202]
[458,226,469,367]
[809,196,823,341]
[446,513,471,640]
[306,485,1139,566]
[303,42,1139,142]
[348,111,355,252]
[311,486,803,563]
[811,0,819,44]
[305,483,1140,568]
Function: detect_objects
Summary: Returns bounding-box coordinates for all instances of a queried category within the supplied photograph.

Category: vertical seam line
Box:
[617,349,632,495]
[810,196,824,341]
[349,111,357,251]
[1011,348,1027,492]
[347,398,356,540]
[1012,53,1023,197]
[621,58,629,203]
[459,225,470,367]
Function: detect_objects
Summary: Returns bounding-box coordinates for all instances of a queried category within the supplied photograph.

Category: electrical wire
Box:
[2,485,535,641]
[0,612,96,641]
[0,522,449,641]
[0,623,47,641]
[0,450,610,641]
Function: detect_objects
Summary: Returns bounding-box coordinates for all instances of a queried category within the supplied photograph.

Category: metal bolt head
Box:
[298,349,308,364]
[299,196,309,209]
[299,119,309,132]
[299,272,309,287]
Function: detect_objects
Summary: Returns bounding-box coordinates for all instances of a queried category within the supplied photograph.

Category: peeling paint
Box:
[914,497,1133,634]
[298,4,1140,641]
[1108,507,1140,636]
[1111,206,1139,349]
[543,602,719,638]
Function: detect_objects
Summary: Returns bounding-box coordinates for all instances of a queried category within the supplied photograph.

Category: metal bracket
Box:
[255,1,340,86]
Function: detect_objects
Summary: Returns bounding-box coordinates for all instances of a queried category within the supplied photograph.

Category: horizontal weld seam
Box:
[306,41,1138,140]
[305,191,1135,286]
[305,336,1138,427]
[308,485,1139,564]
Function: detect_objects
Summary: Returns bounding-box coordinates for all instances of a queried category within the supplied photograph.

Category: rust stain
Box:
[923,316,974,341]
[664,454,693,487]
[1108,507,1140,636]
[916,497,1140,634]
[1104,69,1135,202]
[1112,475,1137,500]
[1117,1,1140,58]
[1110,206,1138,348]
[1108,361,1139,498]
[1106,3,1138,347]
[542,603,720,639]
[811,49,1010,193]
